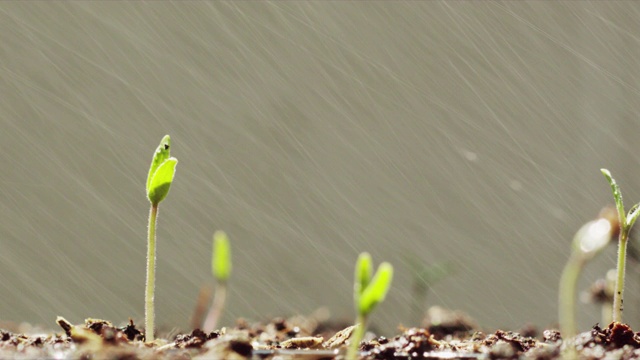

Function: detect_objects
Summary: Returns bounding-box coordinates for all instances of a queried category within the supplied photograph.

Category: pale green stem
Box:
[558,253,583,340]
[346,314,366,360]
[612,229,628,323]
[145,204,159,342]
[203,282,227,332]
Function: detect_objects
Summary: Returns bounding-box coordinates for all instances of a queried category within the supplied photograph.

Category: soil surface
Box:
[2,308,640,359]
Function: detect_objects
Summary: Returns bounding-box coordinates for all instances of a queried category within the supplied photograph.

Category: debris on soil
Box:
[422,305,478,340]
[324,324,357,349]
[3,310,640,359]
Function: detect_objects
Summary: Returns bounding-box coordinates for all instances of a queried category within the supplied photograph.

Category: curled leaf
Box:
[601,169,626,226]
[147,158,178,205]
[147,135,172,195]
[626,203,640,229]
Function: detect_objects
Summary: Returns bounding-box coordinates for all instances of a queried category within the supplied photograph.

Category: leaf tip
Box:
[161,135,171,147]
[379,261,394,274]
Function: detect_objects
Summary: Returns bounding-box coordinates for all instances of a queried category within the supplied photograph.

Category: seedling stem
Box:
[614,234,628,324]
[347,315,365,359]
[203,283,227,332]
[145,204,158,342]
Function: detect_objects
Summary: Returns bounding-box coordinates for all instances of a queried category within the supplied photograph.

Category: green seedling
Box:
[145,135,178,342]
[601,169,640,324]
[203,230,232,332]
[347,252,393,360]
[558,207,616,340]
[406,258,454,325]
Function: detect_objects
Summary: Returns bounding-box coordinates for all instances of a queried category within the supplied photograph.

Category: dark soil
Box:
[2,308,640,359]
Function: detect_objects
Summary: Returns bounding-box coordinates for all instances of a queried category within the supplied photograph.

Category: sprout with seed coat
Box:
[558,207,616,340]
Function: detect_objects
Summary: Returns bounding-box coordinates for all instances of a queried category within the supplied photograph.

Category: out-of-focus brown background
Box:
[1,2,640,334]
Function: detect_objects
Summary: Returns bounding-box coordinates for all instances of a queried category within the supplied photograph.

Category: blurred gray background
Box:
[2,2,640,335]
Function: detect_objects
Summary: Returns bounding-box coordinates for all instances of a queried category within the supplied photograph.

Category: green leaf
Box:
[212,231,232,282]
[358,262,393,315]
[627,203,640,229]
[147,158,178,205]
[147,135,172,196]
[354,252,373,309]
[601,169,626,226]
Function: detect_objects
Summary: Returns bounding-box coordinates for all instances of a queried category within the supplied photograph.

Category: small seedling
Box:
[558,207,616,339]
[406,258,454,325]
[347,252,393,360]
[145,135,178,342]
[601,169,640,324]
[203,230,232,332]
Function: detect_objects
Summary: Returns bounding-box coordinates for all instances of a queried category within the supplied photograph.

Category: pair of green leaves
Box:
[601,169,640,232]
[146,135,178,206]
[354,253,393,316]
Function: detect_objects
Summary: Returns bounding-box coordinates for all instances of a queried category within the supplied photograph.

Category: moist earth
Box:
[1,308,639,359]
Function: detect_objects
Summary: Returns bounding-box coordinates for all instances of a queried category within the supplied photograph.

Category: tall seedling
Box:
[601,169,640,324]
[145,135,178,342]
